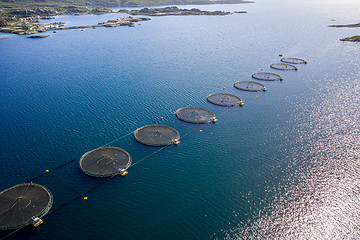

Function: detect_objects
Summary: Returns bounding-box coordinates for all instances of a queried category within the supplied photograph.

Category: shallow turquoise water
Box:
[1,0,360,239]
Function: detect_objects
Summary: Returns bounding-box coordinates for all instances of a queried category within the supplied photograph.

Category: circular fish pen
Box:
[207,93,243,107]
[252,72,283,81]
[0,183,53,231]
[79,147,132,177]
[134,124,180,147]
[280,57,307,64]
[176,107,216,124]
[233,81,267,92]
[270,63,298,71]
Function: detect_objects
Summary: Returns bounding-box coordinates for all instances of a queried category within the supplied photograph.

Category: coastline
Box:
[0,6,241,35]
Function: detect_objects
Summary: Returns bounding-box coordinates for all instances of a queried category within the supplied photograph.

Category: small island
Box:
[328,22,360,42]
[118,6,238,16]
[340,35,360,42]
[328,22,360,28]
[27,35,50,38]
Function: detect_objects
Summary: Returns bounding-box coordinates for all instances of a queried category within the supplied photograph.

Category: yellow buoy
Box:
[263,88,267,91]
[46,170,49,173]
[173,139,180,145]
[200,130,203,132]
[280,78,284,81]
[211,118,218,123]
[161,117,164,119]
[240,102,244,106]
[32,217,43,227]
[119,169,128,176]
[84,197,88,200]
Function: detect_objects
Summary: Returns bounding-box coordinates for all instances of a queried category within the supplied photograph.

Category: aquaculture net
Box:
[134,125,180,146]
[175,107,215,124]
[207,93,243,107]
[233,81,266,92]
[280,57,307,64]
[79,147,132,177]
[0,183,53,230]
[252,72,283,81]
[270,63,298,71]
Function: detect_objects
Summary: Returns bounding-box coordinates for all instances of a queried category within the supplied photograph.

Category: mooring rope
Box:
[49,174,83,197]
[48,173,117,215]
[26,159,76,183]
[129,144,171,168]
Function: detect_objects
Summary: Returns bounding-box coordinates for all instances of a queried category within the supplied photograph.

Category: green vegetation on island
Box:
[0,5,245,35]
[0,6,116,34]
[0,0,252,8]
[0,6,113,28]
[118,6,241,16]
[340,35,360,42]
[328,22,360,42]
[0,13,150,34]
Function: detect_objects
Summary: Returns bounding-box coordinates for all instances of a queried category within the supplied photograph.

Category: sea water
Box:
[0,0,359,239]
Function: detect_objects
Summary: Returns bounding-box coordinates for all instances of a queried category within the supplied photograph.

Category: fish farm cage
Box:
[0,183,53,230]
[270,63,298,71]
[175,107,216,124]
[233,81,267,92]
[252,72,283,81]
[79,147,132,177]
[134,124,180,146]
[280,57,307,64]
[207,93,244,107]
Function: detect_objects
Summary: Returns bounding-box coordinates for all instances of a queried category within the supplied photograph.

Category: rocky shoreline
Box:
[0,16,151,35]
[0,6,244,36]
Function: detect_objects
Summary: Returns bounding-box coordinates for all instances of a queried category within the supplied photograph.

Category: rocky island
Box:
[340,35,360,42]
[328,22,360,28]
[118,6,239,16]
[27,35,50,38]
[328,22,360,42]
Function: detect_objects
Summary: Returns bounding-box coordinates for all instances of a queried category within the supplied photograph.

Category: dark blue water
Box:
[1,0,360,239]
